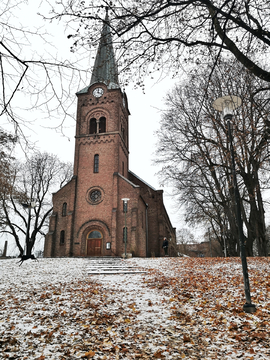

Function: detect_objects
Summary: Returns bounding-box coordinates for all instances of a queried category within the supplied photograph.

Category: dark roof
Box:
[128,170,157,191]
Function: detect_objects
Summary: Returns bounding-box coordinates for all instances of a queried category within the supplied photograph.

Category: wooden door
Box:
[87,239,101,256]
[87,230,102,256]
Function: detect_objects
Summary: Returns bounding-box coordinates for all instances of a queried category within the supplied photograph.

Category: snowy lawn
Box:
[0,257,270,359]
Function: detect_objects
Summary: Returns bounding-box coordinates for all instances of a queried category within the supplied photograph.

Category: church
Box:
[44,14,176,258]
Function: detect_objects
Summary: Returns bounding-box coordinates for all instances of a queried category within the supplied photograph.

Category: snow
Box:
[0,257,270,359]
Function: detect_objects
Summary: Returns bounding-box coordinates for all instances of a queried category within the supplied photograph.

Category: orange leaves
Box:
[144,257,270,357]
[249,331,267,342]
[128,302,137,311]
[82,350,95,358]
[39,293,50,300]
[228,322,238,331]
[183,335,191,342]
[1,257,270,359]
[153,349,165,358]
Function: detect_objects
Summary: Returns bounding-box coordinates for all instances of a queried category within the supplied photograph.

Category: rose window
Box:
[89,189,102,203]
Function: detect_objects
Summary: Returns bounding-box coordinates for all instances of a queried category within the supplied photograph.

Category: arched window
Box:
[121,124,125,141]
[88,230,102,239]
[60,230,65,245]
[90,118,97,134]
[99,117,106,133]
[62,202,67,217]
[94,154,99,173]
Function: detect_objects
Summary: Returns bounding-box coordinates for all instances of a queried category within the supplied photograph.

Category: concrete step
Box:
[88,270,146,275]
[86,258,146,275]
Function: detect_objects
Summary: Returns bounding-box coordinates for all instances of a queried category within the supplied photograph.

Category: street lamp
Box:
[121,198,130,259]
[212,95,256,314]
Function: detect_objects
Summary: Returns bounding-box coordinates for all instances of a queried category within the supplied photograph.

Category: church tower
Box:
[44,14,176,258]
[75,12,129,178]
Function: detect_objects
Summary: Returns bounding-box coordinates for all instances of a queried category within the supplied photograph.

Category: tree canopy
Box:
[51,0,270,86]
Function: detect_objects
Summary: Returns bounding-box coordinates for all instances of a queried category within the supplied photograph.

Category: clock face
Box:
[93,87,104,98]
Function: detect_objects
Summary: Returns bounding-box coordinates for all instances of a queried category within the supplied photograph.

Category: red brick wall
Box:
[128,171,176,257]
[44,83,176,258]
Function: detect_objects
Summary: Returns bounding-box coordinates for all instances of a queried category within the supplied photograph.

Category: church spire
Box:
[77,11,119,94]
[90,10,119,88]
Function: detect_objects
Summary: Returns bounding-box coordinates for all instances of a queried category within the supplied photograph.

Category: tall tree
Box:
[51,1,270,85]
[155,59,270,256]
[0,152,72,256]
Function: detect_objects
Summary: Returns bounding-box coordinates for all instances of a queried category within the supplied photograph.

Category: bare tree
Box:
[0,0,86,136]
[177,228,194,255]
[155,59,270,256]
[0,152,72,256]
[50,1,270,86]
[0,128,17,227]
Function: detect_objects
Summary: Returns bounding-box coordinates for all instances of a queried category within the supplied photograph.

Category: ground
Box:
[0,257,269,359]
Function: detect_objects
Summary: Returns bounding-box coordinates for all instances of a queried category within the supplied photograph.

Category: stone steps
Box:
[87,258,146,275]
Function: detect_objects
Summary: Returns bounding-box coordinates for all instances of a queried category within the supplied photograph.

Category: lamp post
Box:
[212,95,256,313]
[121,198,130,259]
[21,201,36,256]
[223,234,227,258]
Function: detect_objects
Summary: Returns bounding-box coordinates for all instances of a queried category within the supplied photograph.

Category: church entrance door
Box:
[87,230,102,256]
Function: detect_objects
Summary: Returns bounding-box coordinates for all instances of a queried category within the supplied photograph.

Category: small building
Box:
[178,240,223,257]
[44,14,176,258]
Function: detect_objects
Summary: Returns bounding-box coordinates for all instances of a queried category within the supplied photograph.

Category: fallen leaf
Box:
[82,350,95,358]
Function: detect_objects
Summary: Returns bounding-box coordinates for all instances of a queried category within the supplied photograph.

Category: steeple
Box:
[77,11,119,94]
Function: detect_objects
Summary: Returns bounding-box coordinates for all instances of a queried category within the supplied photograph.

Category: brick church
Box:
[44,14,176,258]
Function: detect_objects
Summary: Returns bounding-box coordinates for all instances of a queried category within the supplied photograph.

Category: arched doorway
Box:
[87,230,103,256]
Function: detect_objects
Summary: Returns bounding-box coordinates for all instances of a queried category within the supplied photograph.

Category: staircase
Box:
[87,257,146,275]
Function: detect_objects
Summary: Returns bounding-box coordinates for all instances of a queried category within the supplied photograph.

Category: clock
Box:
[93,87,104,98]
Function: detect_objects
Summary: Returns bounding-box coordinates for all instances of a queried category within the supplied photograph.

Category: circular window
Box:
[86,186,104,205]
[89,190,101,203]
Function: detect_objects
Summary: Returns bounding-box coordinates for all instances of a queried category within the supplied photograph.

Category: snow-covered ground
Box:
[0,257,269,359]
